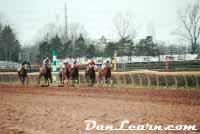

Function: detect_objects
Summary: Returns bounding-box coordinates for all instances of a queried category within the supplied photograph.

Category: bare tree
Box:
[113,11,137,40]
[0,13,6,31]
[178,0,200,54]
[68,22,87,40]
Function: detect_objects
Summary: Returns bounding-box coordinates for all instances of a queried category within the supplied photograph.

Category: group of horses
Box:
[17,63,112,87]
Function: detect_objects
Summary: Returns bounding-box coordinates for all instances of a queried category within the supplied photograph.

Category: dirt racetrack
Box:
[0,84,200,134]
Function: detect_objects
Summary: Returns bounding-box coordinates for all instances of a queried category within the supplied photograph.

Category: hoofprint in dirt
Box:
[0,84,199,134]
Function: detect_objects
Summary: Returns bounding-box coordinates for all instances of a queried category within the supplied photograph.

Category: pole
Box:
[52,50,57,82]
[65,1,68,40]
[113,51,117,71]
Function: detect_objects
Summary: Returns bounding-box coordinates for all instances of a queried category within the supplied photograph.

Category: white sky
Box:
[0,0,196,45]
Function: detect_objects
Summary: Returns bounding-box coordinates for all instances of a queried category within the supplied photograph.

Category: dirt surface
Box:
[0,84,200,134]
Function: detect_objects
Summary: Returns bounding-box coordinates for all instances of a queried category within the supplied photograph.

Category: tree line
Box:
[36,34,98,63]
[0,24,21,62]
[36,34,160,61]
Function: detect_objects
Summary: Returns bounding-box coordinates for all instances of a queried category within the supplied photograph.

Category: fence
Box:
[1,60,200,72]
[116,60,200,71]
[0,71,199,89]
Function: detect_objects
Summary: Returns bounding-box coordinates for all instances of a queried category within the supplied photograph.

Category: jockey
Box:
[72,61,77,69]
[66,62,72,70]
[18,61,30,71]
[42,57,51,74]
[43,57,50,69]
[71,61,80,69]
[105,60,111,68]
[59,62,66,72]
[88,60,97,70]
[101,61,106,70]
[61,62,71,71]
[101,60,111,70]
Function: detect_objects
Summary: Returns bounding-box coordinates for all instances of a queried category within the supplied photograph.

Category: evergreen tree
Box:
[135,36,159,56]
[86,44,96,58]
[75,34,87,57]
[49,35,63,58]
[38,40,50,62]
[0,25,21,61]
[63,40,73,57]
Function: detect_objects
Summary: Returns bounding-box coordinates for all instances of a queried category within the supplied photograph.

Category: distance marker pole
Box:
[52,50,57,82]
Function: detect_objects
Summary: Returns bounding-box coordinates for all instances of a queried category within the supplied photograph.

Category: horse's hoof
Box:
[58,85,64,87]
[40,84,48,87]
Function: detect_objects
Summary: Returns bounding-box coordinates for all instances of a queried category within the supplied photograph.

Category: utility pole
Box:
[65,1,68,40]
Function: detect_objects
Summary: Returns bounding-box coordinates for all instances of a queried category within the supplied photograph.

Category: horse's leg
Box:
[62,77,64,85]
[21,76,24,85]
[43,75,47,86]
[66,72,70,87]
[46,76,49,87]
[38,73,41,85]
[67,78,69,87]
[94,72,96,85]
[105,76,108,84]
[59,74,62,85]
[61,77,64,85]
[63,74,65,85]
[50,71,53,83]
[89,73,94,86]
[18,76,22,85]
[47,79,50,86]
[77,73,79,85]
[90,71,94,86]
[26,76,28,87]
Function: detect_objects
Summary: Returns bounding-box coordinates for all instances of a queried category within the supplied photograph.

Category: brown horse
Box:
[38,66,52,86]
[17,65,28,85]
[98,64,112,84]
[85,65,97,86]
[59,64,71,86]
[71,64,80,86]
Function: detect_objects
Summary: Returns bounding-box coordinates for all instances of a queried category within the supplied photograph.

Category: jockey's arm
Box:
[88,64,92,68]
[43,59,46,65]
[94,65,98,71]
[48,60,51,66]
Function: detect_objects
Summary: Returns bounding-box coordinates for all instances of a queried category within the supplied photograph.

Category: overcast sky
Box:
[0,0,195,45]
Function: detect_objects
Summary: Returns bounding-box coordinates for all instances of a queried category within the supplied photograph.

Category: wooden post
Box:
[156,75,159,88]
[174,76,178,88]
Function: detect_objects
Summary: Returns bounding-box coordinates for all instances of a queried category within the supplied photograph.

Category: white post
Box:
[52,50,57,82]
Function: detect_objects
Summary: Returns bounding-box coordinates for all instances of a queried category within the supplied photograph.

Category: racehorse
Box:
[59,63,71,86]
[98,64,112,85]
[38,65,52,86]
[71,64,80,86]
[85,65,97,86]
[17,64,29,85]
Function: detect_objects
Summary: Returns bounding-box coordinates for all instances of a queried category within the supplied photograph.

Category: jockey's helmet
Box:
[91,59,95,64]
